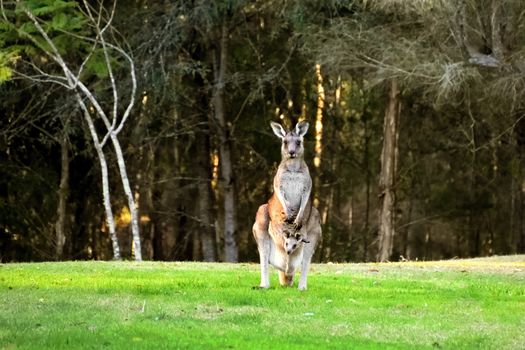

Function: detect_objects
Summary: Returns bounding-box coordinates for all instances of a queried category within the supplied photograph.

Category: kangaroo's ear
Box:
[270,122,286,139]
[296,234,310,244]
[295,121,309,137]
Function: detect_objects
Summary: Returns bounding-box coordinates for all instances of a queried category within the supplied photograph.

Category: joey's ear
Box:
[270,122,286,139]
[295,121,309,137]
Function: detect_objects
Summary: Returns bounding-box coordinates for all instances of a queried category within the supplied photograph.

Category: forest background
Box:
[1,0,525,263]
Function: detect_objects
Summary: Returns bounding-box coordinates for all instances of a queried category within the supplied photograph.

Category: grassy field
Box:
[0,256,524,349]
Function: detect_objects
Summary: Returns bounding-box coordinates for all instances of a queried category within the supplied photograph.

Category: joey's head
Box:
[270,121,309,160]
[283,231,310,255]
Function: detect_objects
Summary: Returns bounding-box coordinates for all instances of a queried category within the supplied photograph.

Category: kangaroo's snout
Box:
[284,140,300,159]
[285,238,300,255]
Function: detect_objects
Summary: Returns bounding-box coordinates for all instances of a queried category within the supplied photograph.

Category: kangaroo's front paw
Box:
[285,216,295,224]
[292,219,302,231]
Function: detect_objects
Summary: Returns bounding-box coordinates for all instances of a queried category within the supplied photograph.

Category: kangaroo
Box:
[252,121,322,290]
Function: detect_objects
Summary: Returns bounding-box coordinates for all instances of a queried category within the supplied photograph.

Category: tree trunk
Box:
[196,119,218,262]
[490,1,506,62]
[213,22,238,262]
[77,95,121,260]
[377,80,401,262]
[109,134,142,261]
[467,102,480,258]
[55,132,69,260]
[312,63,326,260]
[516,148,525,254]
[313,63,324,170]
[363,114,371,262]
[137,144,155,260]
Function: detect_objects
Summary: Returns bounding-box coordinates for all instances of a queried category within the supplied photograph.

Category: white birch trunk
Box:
[109,134,142,261]
[19,5,140,261]
[77,95,121,260]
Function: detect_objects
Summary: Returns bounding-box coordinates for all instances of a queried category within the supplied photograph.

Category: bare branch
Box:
[14,71,71,89]
[43,4,137,139]
[0,0,8,21]
[82,0,119,128]
[18,3,125,142]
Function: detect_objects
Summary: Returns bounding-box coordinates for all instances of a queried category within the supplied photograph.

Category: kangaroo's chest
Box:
[280,171,310,212]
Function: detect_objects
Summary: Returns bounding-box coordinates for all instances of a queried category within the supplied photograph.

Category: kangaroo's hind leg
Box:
[253,204,271,289]
[278,271,294,286]
[298,208,322,291]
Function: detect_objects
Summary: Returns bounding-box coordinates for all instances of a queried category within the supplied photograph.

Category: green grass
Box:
[1,257,524,349]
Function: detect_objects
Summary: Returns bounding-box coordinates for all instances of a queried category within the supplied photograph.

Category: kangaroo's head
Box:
[283,231,310,255]
[270,121,309,160]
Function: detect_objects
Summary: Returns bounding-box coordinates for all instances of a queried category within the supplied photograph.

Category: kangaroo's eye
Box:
[293,244,297,249]
[295,140,301,146]
[283,140,288,145]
